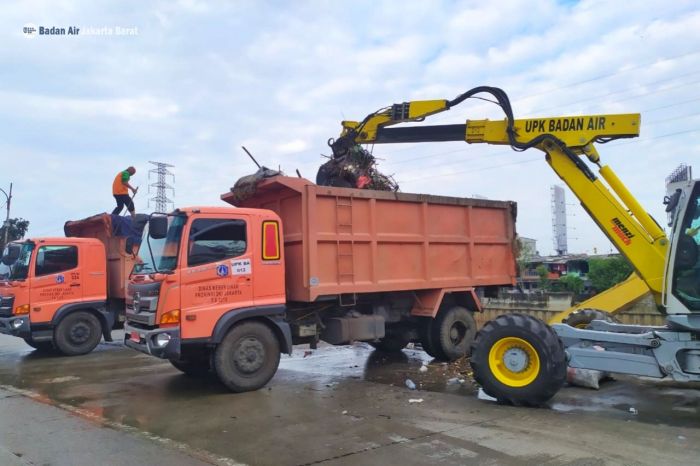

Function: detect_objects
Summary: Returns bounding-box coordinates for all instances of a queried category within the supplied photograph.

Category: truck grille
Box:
[0,296,15,317]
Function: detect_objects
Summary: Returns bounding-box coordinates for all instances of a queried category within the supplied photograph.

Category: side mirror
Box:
[664,189,682,213]
[149,216,168,240]
[1,243,20,265]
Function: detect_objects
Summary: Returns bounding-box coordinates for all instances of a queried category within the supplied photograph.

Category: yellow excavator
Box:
[332,86,700,405]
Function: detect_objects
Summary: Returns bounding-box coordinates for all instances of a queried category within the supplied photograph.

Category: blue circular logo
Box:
[216,265,229,277]
[56,274,65,284]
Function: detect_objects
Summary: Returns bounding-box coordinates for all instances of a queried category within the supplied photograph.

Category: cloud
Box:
[0,0,699,257]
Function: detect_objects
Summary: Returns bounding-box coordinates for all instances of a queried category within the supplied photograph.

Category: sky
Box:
[1,0,699,256]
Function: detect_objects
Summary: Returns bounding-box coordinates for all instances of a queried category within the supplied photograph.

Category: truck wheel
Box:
[214,321,280,393]
[54,311,102,356]
[170,358,211,377]
[418,318,439,358]
[471,313,566,406]
[563,309,620,329]
[369,333,410,352]
[431,306,476,361]
[23,338,54,353]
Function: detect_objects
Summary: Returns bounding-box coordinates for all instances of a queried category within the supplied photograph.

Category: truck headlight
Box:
[154,333,171,347]
[12,319,24,329]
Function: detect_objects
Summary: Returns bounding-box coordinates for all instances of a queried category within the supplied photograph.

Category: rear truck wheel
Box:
[471,313,567,406]
[170,357,211,377]
[563,309,621,329]
[23,338,55,352]
[54,311,102,356]
[431,306,477,361]
[369,332,410,352]
[418,318,439,358]
[214,321,280,393]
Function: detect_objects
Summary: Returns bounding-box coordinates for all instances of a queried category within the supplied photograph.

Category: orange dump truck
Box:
[0,214,145,355]
[124,176,517,392]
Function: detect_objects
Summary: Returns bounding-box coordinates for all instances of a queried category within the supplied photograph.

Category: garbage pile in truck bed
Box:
[228,144,398,203]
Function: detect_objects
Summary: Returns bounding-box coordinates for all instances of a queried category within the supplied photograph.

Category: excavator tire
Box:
[563,309,620,329]
[471,313,566,406]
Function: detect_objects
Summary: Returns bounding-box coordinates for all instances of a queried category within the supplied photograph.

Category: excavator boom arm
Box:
[334,87,669,318]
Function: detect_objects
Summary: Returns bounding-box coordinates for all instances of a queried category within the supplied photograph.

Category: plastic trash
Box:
[477,388,497,402]
[405,379,417,390]
[408,398,424,403]
[629,407,638,415]
[419,365,428,373]
[567,367,607,389]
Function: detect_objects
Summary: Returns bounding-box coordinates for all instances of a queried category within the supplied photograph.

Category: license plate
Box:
[130,331,141,343]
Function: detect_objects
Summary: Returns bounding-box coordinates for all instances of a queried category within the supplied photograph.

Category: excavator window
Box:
[672,184,700,310]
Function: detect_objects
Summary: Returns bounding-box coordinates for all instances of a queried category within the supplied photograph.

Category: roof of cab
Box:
[175,206,277,217]
[20,237,103,245]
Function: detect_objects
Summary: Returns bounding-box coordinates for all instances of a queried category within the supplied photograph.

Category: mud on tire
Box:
[563,309,620,329]
[470,313,566,406]
[54,311,102,356]
[214,321,280,393]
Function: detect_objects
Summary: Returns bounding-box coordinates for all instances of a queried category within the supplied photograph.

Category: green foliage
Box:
[535,264,550,290]
[558,273,584,294]
[0,218,29,251]
[588,256,633,292]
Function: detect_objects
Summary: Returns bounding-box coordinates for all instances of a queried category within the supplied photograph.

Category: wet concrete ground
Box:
[1,331,699,465]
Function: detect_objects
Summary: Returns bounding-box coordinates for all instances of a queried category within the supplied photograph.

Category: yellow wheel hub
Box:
[488,337,540,387]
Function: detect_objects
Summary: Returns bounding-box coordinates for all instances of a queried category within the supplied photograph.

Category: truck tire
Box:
[471,313,566,406]
[563,309,620,329]
[418,318,439,358]
[54,311,102,356]
[214,321,280,393]
[369,333,410,352]
[170,358,211,377]
[23,338,55,353]
[431,306,476,361]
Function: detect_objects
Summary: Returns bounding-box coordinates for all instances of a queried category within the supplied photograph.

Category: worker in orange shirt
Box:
[112,166,138,218]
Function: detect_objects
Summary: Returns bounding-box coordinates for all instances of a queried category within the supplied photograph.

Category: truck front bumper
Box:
[123,322,181,360]
[0,316,30,339]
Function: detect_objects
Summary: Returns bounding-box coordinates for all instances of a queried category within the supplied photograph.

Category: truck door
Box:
[29,244,82,324]
[179,216,254,339]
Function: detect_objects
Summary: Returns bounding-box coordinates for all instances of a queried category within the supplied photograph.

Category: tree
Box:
[588,256,633,292]
[535,264,550,290]
[559,274,584,295]
[516,237,536,276]
[0,218,30,251]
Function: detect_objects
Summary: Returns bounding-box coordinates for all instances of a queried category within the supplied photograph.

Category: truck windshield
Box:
[134,215,186,274]
[3,243,34,281]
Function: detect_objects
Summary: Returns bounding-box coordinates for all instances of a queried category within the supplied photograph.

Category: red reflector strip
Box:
[262,221,280,260]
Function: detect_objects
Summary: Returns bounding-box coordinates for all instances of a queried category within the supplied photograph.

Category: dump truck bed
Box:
[64,214,145,300]
[222,176,517,302]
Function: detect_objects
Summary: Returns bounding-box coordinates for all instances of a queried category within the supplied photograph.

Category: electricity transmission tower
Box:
[148,161,175,212]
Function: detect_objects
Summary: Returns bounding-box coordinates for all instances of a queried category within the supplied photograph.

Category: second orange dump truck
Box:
[0,214,145,355]
[124,176,518,392]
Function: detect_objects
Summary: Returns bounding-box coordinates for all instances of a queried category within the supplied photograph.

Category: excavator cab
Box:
[667,180,700,314]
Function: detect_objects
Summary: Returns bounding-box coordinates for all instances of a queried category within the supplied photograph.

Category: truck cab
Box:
[124,207,291,392]
[0,237,115,355]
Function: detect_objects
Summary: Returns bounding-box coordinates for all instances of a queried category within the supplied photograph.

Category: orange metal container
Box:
[63,214,138,300]
[222,176,517,302]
